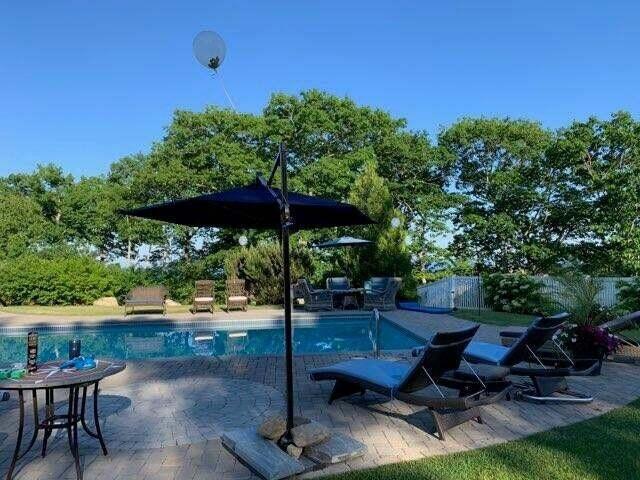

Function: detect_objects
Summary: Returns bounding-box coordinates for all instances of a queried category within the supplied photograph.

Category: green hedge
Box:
[0,253,229,306]
[0,255,140,306]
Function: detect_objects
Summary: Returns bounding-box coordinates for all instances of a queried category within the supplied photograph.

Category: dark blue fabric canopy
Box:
[315,236,373,248]
[121,180,374,230]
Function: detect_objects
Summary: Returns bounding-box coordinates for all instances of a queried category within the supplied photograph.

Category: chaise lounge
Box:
[446,313,601,404]
[310,325,511,440]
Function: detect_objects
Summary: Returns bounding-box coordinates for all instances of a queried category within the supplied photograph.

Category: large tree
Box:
[551,112,640,275]
[439,118,575,273]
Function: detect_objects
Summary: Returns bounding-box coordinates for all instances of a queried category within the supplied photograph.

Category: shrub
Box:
[555,273,614,325]
[0,254,136,306]
[617,278,640,313]
[225,242,315,305]
[483,273,544,314]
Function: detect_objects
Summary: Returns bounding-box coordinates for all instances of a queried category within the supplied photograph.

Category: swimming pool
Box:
[0,316,424,362]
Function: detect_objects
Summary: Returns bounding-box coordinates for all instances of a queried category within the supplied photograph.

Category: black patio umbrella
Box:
[121,144,374,440]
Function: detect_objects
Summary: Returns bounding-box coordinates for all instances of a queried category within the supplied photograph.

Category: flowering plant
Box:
[559,324,620,359]
[483,273,544,314]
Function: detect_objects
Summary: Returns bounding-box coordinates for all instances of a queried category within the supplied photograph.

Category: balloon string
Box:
[214,70,237,111]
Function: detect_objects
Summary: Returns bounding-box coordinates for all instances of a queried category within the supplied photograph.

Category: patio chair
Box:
[363,277,401,310]
[124,286,167,316]
[225,278,248,312]
[310,325,511,440]
[456,313,601,403]
[298,278,333,311]
[192,280,215,314]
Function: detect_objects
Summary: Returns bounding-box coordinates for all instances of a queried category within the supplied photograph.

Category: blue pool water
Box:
[0,316,424,362]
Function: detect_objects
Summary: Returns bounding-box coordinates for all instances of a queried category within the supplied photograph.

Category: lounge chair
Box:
[225,278,248,312]
[298,278,333,311]
[601,311,640,363]
[457,313,600,403]
[124,286,167,316]
[363,277,401,310]
[310,325,511,440]
[600,310,640,334]
[192,280,215,314]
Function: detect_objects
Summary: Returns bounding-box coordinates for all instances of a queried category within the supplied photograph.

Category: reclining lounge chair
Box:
[458,313,600,404]
[310,325,511,440]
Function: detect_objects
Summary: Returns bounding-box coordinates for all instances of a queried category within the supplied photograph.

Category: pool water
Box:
[0,316,424,362]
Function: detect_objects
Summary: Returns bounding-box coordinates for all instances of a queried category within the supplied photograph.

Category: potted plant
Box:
[555,273,621,370]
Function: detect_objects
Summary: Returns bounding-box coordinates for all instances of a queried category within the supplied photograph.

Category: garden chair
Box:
[192,280,215,314]
[310,325,511,440]
[298,278,333,311]
[225,278,248,312]
[124,286,167,315]
[363,277,401,310]
[441,313,600,404]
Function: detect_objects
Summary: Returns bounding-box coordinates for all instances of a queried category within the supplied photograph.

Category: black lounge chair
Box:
[310,325,511,440]
[457,313,601,404]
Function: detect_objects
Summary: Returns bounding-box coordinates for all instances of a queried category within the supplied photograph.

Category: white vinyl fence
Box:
[417,275,634,310]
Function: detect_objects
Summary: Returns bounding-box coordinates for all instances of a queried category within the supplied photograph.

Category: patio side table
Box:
[0,359,126,480]
[331,288,364,310]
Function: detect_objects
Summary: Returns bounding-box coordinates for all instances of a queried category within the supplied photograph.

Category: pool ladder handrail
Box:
[372,308,380,359]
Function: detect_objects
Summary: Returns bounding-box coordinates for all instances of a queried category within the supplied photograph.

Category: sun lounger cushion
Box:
[311,359,411,392]
[194,296,214,302]
[228,296,248,301]
[463,342,509,365]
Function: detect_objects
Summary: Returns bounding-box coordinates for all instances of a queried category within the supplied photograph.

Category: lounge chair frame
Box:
[465,314,600,404]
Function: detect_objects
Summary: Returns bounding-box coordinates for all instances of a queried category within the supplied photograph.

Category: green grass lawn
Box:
[0,304,282,316]
[327,398,640,480]
[452,309,534,327]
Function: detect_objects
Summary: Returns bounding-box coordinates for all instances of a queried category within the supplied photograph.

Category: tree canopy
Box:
[1,91,639,306]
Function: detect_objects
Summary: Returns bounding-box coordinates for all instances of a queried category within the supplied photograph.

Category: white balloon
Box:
[193,31,227,70]
[238,235,248,246]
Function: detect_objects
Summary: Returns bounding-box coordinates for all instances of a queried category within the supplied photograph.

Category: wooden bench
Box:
[124,286,167,316]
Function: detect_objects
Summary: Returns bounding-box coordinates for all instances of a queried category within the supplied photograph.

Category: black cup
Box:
[69,339,81,360]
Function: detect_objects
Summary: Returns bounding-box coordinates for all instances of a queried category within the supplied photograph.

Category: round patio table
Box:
[0,359,126,480]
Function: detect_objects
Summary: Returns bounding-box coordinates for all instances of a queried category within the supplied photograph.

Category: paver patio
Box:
[1,310,639,479]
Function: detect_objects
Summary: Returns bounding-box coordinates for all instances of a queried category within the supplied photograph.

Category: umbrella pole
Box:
[279,143,296,439]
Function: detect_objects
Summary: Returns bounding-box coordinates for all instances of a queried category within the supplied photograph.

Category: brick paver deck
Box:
[1,309,639,479]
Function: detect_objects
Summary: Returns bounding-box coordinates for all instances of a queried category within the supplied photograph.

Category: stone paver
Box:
[0,309,639,480]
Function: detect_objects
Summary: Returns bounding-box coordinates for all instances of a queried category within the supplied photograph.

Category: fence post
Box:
[449,276,456,310]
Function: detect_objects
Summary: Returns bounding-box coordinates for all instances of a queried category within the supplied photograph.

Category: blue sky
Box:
[1,1,639,177]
